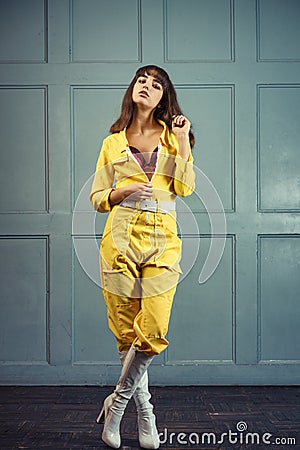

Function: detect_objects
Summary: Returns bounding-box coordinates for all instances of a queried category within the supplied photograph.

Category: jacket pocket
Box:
[112,154,129,166]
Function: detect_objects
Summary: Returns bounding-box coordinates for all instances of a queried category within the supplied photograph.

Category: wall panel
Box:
[176,86,235,212]
[164,0,234,62]
[0,237,49,363]
[0,86,48,213]
[257,0,300,61]
[0,0,46,63]
[72,236,118,365]
[258,236,300,362]
[70,0,141,62]
[71,86,127,204]
[258,85,300,212]
[168,236,235,363]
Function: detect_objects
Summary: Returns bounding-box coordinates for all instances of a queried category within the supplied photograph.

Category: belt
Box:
[120,199,175,214]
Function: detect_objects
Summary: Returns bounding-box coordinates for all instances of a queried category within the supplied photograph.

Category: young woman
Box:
[90,65,195,449]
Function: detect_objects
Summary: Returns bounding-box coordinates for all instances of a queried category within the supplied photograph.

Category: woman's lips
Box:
[139,91,149,98]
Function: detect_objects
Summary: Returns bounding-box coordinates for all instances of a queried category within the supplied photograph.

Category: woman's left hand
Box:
[172,115,190,137]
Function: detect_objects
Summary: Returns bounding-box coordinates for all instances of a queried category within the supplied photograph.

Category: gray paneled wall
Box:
[0,0,299,385]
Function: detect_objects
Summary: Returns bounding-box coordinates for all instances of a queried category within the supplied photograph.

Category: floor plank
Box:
[0,386,299,449]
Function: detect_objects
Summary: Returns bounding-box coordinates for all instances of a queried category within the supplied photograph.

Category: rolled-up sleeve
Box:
[90,138,115,213]
[173,150,196,197]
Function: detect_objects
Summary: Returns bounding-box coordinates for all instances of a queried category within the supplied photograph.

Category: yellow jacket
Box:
[90,120,195,213]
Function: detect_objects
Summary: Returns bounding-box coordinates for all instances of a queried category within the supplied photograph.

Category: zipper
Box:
[151,142,162,184]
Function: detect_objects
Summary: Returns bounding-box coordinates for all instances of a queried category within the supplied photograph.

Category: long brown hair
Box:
[109,65,195,148]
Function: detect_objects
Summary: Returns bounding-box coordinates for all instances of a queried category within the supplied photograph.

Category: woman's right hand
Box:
[109,183,153,206]
[123,183,153,201]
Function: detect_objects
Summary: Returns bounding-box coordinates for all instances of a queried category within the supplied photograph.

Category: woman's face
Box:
[132,73,164,111]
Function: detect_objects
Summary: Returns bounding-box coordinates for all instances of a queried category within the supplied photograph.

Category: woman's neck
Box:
[129,108,159,135]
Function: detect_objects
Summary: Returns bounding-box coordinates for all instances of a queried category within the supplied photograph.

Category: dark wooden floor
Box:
[0,386,299,449]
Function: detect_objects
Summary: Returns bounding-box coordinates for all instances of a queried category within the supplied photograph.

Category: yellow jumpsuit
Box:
[90,120,195,355]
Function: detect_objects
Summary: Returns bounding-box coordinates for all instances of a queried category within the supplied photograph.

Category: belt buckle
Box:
[121,199,136,209]
[139,199,157,212]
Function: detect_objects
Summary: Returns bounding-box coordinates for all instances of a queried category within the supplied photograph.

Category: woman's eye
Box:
[153,83,161,90]
[138,78,146,84]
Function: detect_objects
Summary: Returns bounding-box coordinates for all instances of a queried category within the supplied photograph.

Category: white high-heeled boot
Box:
[119,351,160,449]
[96,345,154,449]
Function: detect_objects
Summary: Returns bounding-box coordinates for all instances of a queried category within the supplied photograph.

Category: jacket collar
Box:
[157,119,169,146]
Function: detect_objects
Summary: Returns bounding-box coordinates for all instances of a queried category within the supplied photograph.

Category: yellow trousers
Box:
[100,206,181,356]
